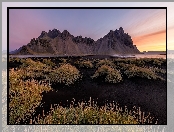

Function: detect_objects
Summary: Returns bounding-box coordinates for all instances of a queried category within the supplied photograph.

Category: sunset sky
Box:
[2,2,173,52]
[9,8,166,52]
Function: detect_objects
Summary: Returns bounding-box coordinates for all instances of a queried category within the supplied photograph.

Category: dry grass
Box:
[42,58,56,67]
[92,65,122,83]
[48,63,82,86]
[75,59,93,68]
[96,59,115,68]
[124,65,164,80]
[32,98,155,125]
[114,58,166,67]
[9,68,52,124]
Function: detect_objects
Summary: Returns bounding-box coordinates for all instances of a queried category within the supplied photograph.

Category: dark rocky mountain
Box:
[94,27,140,55]
[11,27,140,55]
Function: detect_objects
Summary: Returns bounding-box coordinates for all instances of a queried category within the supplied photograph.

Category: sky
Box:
[2,2,174,52]
[9,9,166,52]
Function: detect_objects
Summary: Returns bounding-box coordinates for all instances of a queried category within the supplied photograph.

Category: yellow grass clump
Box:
[9,68,52,124]
[49,63,81,86]
[124,65,164,80]
[75,59,93,68]
[96,59,115,68]
[92,65,122,83]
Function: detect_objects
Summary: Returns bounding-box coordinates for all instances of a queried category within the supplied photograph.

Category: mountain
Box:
[11,27,140,55]
[9,47,22,54]
[94,27,140,55]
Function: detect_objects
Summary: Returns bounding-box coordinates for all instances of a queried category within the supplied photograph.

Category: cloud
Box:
[132,30,166,51]
[136,30,166,39]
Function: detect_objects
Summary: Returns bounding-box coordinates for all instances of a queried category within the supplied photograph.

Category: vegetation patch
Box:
[9,57,22,63]
[34,98,155,125]
[75,59,93,68]
[92,65,122,83]
[114,58,166,68]
[8,56,166,124]
[58,58,68,65]
[115,63,134,72]
[149,67,166,74]
[96,59,116,68]
[20,58,48,69]
[124,65,164,80]
[42,58,56,67]
[9,68,52,124]
[48,63,82,86]
[17,59,52,80]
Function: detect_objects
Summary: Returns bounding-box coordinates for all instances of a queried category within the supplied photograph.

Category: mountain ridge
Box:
[10,27,140,55]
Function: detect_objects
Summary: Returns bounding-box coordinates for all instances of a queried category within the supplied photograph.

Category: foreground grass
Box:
[8,57,166,124]
[32,98,155,125]
[9,68,52,124]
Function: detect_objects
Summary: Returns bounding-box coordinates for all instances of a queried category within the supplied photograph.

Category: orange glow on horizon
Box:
[132,30,166,52]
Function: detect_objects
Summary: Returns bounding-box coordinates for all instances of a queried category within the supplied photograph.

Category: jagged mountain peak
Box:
[62,30,70,34]
[107,30,115,37]
[48,29,61,38]
[48,29,61,34]
[39,29,61,39]
[61,30,71,37]
[106,27,126,38]
[119,27,124,33]
[114,27,124,32]
[39,31,47,38]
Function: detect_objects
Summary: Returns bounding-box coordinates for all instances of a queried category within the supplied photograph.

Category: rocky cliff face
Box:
[94,27,140,55]
[12,27,140,55]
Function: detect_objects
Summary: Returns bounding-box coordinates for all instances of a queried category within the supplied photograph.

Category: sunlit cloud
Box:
[133,29,166,52]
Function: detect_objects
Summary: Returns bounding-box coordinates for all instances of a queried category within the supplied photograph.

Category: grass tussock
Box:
[9,57,22,63]
[42,58,56,67]
[124,65,164,80]
[58,58,68,65]
[49,63,82,86]
[92,65,122,83]
[20,58,49,70]
[149,67,166,74]
[96,59,115,68]
[9,68,52,124]
[17,59,51,80]
[75,59,93,68]
[114,58,166,67]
